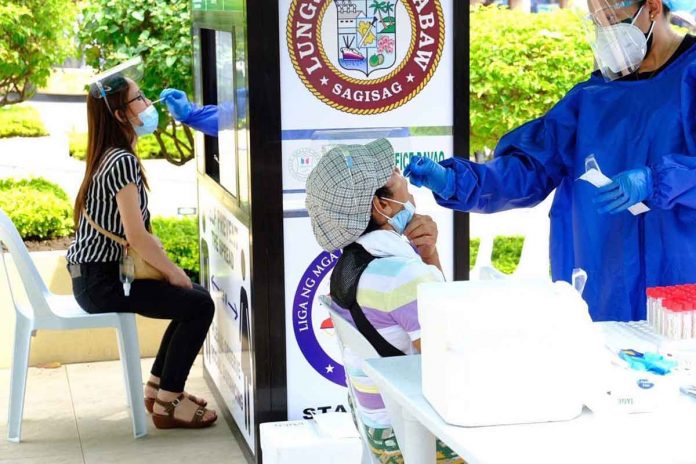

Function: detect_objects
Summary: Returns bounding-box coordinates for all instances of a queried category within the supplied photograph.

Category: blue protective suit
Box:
[438,45,696,321]
[180,88,247,137]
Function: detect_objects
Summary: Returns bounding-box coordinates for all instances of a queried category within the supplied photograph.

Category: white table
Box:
[363,355,696,464]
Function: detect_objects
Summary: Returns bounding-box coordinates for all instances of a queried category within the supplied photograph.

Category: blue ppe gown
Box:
[437,45,696,321]
[180,88,248,137]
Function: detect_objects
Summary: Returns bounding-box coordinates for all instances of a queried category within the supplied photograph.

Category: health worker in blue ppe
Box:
[158,88,247,137]
[406,0,696,322]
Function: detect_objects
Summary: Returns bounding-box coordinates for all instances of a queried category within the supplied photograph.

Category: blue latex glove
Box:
[404,155,455,199]
[159,88,193,122]
[594,167,653,214]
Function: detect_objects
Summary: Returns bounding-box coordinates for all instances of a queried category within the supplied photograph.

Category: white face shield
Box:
[87,57,145,115]
[582,0,655,81]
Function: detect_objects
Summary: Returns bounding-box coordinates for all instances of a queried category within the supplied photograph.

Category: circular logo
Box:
[293,250,345,386]
[287,0,445,114]
[290,147,320,183]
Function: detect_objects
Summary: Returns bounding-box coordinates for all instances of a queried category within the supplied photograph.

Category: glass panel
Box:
[193,29,206,175]
[235,25,250,210]
[216,30,238,198]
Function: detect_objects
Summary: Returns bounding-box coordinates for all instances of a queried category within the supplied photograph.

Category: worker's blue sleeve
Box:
[651,155,696,211]
[180,105,219,137]
[435,86,583,213]
[647,63,696,218]
[180,88,247,137]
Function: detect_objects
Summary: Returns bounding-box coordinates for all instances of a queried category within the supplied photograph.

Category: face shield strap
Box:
[94,80,115,116]
[88,56,144,118]
[588,0,657,81]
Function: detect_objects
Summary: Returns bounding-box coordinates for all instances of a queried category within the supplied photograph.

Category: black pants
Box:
[69,262,214,392]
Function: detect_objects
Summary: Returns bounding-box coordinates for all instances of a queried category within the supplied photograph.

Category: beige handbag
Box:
[82,209,165,280]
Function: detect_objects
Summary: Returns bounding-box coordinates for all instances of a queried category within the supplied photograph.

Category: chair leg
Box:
[7,317,32,443]
[115,314,148,439]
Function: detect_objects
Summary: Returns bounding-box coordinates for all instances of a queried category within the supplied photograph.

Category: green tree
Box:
[470,6,594,159]
[78,0,194,165]
[0,0,76,107]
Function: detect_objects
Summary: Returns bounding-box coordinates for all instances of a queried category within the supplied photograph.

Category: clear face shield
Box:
[87,57,145,115]
[582,0,654,81]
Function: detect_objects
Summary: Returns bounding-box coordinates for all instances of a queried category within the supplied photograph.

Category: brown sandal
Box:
[151,394,217,429]
[144,381,208,414]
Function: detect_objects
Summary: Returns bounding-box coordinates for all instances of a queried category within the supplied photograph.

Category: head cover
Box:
[306,139,395,251]
[87,57,144,115]
[667,0,696,28]
[662,0,696,12]
[584,0,655,81]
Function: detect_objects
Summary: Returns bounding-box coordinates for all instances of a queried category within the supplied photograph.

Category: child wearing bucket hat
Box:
[305,139,463,463]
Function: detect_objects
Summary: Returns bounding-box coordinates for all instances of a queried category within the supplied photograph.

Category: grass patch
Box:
[0,105,48,138]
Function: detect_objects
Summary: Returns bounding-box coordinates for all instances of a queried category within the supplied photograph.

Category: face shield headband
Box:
[87,57,144,116]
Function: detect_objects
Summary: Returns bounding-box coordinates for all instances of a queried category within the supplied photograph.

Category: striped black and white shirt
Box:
[66,148,150,264]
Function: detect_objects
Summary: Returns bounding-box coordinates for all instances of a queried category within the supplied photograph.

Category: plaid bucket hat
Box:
[306,138,395,251]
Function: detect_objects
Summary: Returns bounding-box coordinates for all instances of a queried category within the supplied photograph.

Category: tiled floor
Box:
[0,357,248,464]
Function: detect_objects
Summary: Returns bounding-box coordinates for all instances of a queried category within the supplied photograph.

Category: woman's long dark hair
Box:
[73,80,149,227]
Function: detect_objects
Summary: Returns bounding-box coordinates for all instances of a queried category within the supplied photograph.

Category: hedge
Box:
[69,131,188,161]
[151,216,200,281]
[469,236,524,274]
[470,6,593,156]
[0,178,72,240]
[0,105,48,138]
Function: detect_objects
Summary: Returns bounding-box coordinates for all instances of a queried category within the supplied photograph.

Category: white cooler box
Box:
[419,279,605,426]
[260,413,363,464]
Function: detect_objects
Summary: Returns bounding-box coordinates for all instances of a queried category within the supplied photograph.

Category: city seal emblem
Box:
[287,0,445,114]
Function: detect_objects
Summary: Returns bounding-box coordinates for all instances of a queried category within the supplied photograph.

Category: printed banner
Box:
[199,185,255,450]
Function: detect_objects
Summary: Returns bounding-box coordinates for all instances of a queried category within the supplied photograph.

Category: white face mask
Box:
[593,5,655,78]
[375,197,416,235]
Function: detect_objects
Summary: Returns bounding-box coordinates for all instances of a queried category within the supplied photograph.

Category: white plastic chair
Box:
[329,307,406,464]
[0,209,147,442]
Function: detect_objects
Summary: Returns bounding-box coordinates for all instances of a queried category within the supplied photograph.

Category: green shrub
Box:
[152,216,200,281]
[0,105,48,138]
[469,236,524,274]
[492,236,524,274]
[69,131,188,161]
[470,6,594,156]
[0,178,73,240]
[67,131,87,159]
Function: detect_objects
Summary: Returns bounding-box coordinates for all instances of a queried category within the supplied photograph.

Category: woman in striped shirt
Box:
[66,74,217,429]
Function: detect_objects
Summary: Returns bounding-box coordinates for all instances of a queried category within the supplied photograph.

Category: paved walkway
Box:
[0,356,247,464]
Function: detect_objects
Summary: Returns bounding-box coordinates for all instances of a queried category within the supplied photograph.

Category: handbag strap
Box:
[82,209,128,248]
